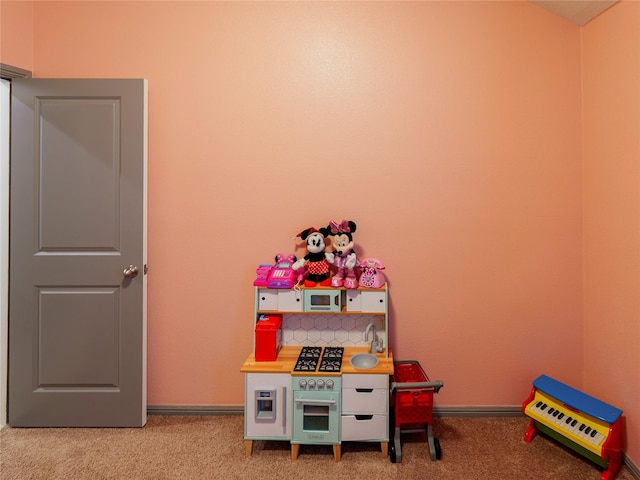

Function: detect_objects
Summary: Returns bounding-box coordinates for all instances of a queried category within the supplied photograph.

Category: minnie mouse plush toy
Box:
[328,220,359,289]
[292,227,334,287]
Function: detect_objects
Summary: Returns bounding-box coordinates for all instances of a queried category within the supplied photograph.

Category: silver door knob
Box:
[123,265,139,278]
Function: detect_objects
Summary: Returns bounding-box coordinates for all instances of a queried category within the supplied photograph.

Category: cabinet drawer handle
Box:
[355,388,374,393]
[295,398,336,406]
[355,415,374,421]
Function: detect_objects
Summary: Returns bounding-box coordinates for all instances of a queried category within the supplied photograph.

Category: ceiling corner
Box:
[529,0,619,26]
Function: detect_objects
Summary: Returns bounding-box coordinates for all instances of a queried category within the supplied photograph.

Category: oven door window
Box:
[303,405,330,431]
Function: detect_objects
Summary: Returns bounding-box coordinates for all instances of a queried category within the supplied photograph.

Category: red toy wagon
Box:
[389,360,444,463]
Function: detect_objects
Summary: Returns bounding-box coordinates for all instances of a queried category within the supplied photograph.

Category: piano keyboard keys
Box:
[528,399,606,448]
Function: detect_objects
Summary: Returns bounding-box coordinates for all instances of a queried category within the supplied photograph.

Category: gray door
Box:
[9,79,147,427]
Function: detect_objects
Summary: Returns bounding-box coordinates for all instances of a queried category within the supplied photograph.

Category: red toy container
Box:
[254,314,282,361]
[390,360,444,463]
[394,362,434,426]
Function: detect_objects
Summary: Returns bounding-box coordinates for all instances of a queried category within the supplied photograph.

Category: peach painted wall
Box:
[582,0,640,463]
[0,0,33,71]
[0,0,633,466]
[29,1,585,409]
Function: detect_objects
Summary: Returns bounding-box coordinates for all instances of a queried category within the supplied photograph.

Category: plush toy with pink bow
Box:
[328,220,359,289]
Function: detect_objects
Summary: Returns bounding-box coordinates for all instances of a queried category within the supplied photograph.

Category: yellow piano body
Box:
[523,374,623,480]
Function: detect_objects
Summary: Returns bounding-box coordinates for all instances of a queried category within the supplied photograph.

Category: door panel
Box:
[38,98,121,251]
[38,287,119,387]
[9,79,147,427]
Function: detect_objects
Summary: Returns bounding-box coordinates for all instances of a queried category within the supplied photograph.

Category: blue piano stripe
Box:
[533,374,623,424]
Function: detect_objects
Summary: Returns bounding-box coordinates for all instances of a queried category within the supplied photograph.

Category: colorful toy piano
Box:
[522,374,623,480]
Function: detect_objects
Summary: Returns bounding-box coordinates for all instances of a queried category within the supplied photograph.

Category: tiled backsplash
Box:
[282,314,386,348]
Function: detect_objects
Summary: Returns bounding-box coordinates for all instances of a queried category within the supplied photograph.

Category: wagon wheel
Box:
[393,428,402,463]
[389,407,398,463]
[389,440,397,463]
[434,437,442,460]
[427,425,441,461]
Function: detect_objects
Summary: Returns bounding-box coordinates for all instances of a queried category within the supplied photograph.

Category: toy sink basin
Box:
[349,353,379,370]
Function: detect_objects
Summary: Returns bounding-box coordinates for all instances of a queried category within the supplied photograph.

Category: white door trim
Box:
[1,78,10,427]
[1,66,32,428]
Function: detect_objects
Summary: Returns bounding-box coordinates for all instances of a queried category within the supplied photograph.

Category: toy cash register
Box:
[267,259,296,288]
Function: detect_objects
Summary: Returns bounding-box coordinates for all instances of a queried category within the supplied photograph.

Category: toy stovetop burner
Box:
[292,346,344,373]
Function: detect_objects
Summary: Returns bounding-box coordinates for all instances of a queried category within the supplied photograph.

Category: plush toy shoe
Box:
[331,274,344,287]
[343,275,358,289]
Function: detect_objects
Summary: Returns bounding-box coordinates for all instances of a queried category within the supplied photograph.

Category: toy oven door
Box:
[292,390,340,444]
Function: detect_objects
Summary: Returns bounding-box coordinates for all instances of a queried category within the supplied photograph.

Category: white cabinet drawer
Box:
[257,289,278,310]
[277,289,303,312]
[341,414,387,441]
[344,290,361,311]
[342,388,387,414]
[360,291,386,312]
[342,374,388,389]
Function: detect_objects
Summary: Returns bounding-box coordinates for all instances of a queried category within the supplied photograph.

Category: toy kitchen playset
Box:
[241,221,443,463]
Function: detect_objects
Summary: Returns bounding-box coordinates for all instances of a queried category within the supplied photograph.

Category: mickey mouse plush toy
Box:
[293,227,334,287]
[328,220,358,289]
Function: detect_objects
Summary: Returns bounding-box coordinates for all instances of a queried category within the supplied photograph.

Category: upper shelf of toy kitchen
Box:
[255,285,388,315]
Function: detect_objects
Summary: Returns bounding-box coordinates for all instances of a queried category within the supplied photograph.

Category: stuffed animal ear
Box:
[298,228,312,241]
[348,221,356,233]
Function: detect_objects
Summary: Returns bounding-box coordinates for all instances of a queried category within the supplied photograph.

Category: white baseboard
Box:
[146,404,523,417]
[147,405,243,416]
[624,454,640,480]
[432,405,523,417]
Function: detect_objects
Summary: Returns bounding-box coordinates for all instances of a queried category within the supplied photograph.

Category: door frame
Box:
[0,64,31,428]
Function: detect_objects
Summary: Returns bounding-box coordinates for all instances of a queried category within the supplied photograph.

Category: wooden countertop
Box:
[241,346,394,375]
[240,346,300,374]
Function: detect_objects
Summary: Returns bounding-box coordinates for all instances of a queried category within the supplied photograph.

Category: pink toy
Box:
[358,258,385,288]
[328,220,359,289]
[267,253,297,288]
[253,264,272,286]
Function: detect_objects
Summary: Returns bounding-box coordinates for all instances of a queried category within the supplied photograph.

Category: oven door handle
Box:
[294,398,336,406]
